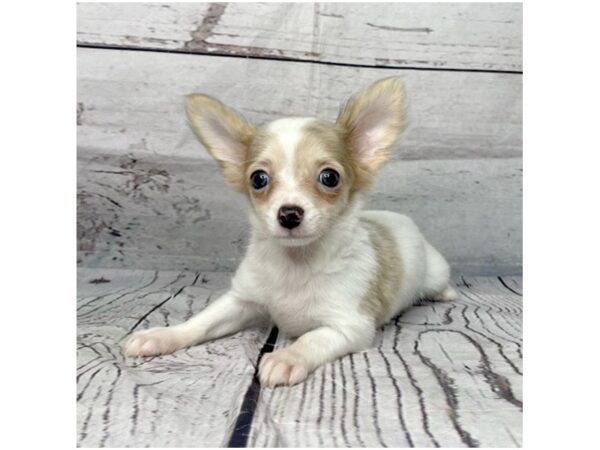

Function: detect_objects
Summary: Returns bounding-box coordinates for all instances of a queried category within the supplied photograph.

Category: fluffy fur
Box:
[122,77,457,387]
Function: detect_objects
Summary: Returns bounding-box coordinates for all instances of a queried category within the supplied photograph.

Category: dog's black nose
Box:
[278,205,304,229]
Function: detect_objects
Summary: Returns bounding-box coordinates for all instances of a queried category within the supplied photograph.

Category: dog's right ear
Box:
[185,94,255,191]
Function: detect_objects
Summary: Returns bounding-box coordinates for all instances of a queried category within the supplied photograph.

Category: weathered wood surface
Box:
[77,4,522,446]
[77,268,270,447]
[77,47,522,161]
[77,152,521,276]
[248,277,522,447]
[77,2,522,72]
[76,45,522,275]
[77,269,522,447]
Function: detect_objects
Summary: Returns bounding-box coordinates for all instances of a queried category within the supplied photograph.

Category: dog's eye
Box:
[319,168,340,188]
[250,170,270,190]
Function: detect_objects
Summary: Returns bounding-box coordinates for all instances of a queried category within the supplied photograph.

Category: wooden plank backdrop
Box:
[77,3,522,447]
[77,2,522,71]
[77,150,521,275]
[77,45,522,275]
[77,48,522,161]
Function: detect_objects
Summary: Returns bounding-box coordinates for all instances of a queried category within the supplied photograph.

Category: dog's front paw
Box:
[122,327,185,357]
[259,348,309,387]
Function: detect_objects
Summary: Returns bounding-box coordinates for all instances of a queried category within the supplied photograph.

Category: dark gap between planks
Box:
[76,43,523,75]
[228,326,279,447]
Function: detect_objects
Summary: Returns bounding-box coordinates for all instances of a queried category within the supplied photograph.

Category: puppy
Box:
[122,77,457,387]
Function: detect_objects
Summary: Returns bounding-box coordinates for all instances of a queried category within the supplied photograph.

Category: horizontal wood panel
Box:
[77,47,522,161]
[77,2,522,71]
[77,268,269,447]
[77,152,522,275]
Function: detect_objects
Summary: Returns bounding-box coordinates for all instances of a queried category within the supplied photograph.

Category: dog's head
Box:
[186,77,406,247]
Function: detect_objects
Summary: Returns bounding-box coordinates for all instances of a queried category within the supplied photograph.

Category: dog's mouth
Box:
[274,230,318,246]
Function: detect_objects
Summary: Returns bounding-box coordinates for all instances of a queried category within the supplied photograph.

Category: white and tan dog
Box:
[122,77,457,387]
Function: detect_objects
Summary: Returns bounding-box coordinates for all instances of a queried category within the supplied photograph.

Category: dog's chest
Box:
[253,263,352,337]
[237,232,377,336]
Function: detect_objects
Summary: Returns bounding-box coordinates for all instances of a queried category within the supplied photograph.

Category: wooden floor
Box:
[77,269,522,447]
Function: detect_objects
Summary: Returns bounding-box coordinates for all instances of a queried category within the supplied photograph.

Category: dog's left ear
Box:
[185,94,255,191]
[337,77,406,173]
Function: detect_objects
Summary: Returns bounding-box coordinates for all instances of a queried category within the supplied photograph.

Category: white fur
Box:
[123,204,453,386]
[123,80,456,387]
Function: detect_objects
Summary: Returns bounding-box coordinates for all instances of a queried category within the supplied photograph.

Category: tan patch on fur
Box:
[360,217,403,325]
[293,120,351,204]
[292,120,376,206]
[244,127,287,204]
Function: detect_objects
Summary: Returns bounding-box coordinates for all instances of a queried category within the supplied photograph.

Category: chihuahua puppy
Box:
[122,77,457,387]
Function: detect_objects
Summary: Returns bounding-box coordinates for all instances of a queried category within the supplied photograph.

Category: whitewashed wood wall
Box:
[77,2,522,275]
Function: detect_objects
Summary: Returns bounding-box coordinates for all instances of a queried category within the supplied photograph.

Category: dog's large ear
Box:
[337,77,406,173]
[185,94,255,190]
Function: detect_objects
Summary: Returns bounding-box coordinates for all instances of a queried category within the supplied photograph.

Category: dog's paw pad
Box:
[259,349,308,387]
[121,328,182,357]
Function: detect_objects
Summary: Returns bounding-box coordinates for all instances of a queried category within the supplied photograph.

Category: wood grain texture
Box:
[77,268,270,447]
[76,45,522,275]
[77,270,522,447]
[77,2,522,72]
[77,152,521,276]
[248,276,522,447]
[77,4,522,445]
[77,47,522,162]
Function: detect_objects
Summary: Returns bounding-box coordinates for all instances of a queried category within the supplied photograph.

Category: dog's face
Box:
[186,78,406,246]
[242,117,360,246]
